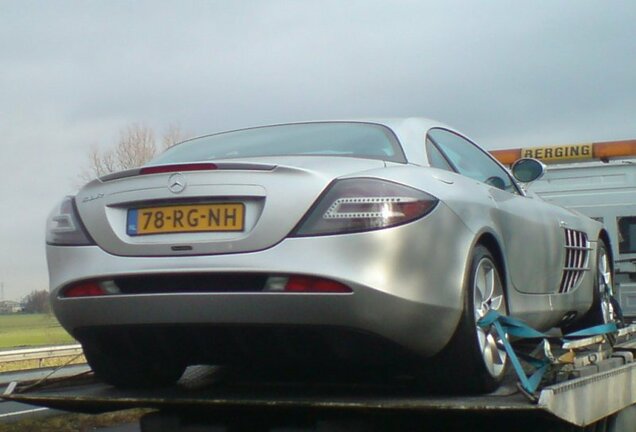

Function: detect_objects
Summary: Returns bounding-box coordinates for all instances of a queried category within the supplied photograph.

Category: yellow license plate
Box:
[127,203,245,236]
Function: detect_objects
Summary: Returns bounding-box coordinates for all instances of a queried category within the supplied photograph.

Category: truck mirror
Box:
[511,158,546,183]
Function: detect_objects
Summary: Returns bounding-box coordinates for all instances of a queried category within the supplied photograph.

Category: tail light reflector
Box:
[264,276,352,293]
[63,282,106,298]
[62,280,120,298]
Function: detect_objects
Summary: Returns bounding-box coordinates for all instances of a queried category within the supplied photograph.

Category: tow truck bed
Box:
[4,359,636,430]
[5,324,636,431]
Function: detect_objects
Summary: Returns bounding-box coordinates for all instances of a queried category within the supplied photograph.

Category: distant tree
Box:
[162,123,190,150]
[22,290,50,314]
[80,123,191,182]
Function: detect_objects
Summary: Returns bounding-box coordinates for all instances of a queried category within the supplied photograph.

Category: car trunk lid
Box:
[75,157,386,256]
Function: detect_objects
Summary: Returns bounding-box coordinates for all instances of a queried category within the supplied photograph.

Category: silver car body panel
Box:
[49,201,471,356]
[76,157,388,257]
[48,117,605,360]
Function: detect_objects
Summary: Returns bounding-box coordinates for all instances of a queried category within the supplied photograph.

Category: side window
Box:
[427,128,519,193]
[426,138,454,172]
[618,217,636,254]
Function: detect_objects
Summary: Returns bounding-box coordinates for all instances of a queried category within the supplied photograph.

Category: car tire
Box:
[564,239,620,332]
[423,244,508,393]
[83,342,186,388]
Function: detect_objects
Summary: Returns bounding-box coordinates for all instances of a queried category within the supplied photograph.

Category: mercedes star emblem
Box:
[168,173,187,194]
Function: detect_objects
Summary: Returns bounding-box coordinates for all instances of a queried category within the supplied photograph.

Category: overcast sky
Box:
[1,1,635,301]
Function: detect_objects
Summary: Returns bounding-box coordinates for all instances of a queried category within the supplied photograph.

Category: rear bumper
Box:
[75,323,423,369]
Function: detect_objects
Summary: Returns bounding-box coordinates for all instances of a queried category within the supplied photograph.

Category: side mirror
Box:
[511,158,546,183]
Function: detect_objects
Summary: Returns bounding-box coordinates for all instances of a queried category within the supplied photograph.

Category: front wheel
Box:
[565,240,622,332]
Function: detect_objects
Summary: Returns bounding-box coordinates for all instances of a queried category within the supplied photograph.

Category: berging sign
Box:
[521,144,593,162]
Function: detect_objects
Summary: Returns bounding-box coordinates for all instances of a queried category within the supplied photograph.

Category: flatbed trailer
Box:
[4,333,636,432]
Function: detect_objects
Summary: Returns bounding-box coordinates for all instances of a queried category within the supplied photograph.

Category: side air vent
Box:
[559,229,591,293]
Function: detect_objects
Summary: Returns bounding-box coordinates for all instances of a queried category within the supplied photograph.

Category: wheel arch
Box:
[598,228,614,274]
[475,232,509,305]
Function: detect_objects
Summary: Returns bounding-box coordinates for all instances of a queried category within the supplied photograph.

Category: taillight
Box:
[264,276,352,293]
[292,178,438,236]
[62,280,120,298]
[46,196,95,246]
[139,163,217,175]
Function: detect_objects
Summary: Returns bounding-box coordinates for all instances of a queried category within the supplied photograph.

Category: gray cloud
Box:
[1,0,635,299]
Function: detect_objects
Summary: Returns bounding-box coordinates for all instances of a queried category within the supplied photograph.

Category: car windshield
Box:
[150,122,407,164]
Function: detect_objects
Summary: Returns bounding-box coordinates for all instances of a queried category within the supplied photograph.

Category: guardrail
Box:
[0,345,84,364]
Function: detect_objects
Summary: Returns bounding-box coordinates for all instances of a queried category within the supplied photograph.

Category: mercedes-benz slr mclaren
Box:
[46,118,615,392]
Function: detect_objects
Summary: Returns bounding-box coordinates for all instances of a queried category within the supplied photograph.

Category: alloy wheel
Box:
[598,247,615,324]
[473,257,507,379]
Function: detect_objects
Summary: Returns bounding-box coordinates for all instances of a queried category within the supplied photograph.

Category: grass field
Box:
[1,409,150,432]
[0,313,75,349]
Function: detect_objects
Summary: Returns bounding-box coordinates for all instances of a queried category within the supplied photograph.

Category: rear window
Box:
[150,122,406,165]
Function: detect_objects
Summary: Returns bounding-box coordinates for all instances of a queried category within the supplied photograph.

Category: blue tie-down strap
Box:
[478,311,620,397]
[563,322,618,340]
[477,310,552,396]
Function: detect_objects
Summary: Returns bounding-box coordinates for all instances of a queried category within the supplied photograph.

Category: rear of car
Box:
[46,121,472,387]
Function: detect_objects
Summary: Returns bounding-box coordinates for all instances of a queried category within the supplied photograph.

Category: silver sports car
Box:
[46,118,615,392]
